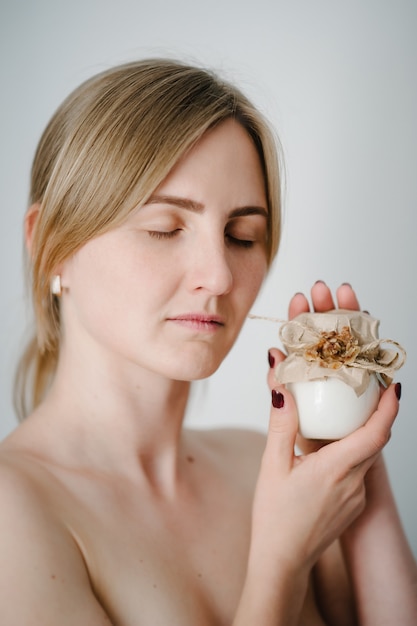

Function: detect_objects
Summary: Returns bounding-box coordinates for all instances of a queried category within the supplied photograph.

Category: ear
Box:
[25,203,41,257]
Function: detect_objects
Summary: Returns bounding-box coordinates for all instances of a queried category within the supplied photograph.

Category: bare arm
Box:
[0,461,113,626]
[341,453,417,625]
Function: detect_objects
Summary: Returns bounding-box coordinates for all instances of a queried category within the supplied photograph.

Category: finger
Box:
[288,292,310,320]
[319,384,399,470]
[335,283,361,310]
[267,348,285,390]
[310,280,335,312]
[263,386,299,473]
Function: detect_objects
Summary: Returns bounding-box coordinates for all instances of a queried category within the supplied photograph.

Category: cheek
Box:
[61,237,180,333]
[229,256,267,325]
[235,254,267,297]
[61,241,138,330]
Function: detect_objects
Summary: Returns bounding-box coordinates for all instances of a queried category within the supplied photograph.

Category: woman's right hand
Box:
[249,380,399,575]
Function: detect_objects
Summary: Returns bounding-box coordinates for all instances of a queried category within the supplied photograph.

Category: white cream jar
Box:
[287,374,380,440]
[273,309,405,440]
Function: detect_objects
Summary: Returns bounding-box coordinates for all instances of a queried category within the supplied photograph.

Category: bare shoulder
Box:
[0,448,111,625]
[0,433,61,525]
[0,447,51,523]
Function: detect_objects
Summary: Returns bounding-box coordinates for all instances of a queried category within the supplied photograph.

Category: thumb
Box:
[263,386,299,473]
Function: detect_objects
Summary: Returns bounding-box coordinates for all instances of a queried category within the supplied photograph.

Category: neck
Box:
[29,344,194,493]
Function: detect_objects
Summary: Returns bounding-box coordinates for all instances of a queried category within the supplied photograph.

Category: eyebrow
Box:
[147,194,268,219]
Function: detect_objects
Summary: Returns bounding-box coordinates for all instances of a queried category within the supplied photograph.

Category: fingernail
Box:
[341,282,352,287]
[363,310,370,315]
[272,390,285,409]
[314,280,325,285]
[268,351,275,368]
[395,382,402,400]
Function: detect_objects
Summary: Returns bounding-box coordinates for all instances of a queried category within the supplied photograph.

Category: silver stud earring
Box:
[51,275,62,296]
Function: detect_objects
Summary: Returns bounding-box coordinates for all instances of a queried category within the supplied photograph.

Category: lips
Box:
[167,312,225,331]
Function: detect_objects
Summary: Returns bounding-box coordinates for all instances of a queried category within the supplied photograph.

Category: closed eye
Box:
[147,230,182,240]
[226,234,255,248]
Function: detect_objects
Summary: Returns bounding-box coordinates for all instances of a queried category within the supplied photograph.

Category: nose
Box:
[189,235,233,295]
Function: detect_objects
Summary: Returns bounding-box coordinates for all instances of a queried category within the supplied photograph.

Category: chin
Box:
[164,352,225,382]
[177,364,221,382]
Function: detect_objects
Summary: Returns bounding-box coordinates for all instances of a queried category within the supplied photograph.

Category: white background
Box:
[1,1,416,557]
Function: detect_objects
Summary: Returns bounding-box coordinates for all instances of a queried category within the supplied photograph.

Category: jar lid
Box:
[274,309,406,396]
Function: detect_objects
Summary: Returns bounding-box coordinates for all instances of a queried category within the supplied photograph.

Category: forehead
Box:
[154,119,267,206]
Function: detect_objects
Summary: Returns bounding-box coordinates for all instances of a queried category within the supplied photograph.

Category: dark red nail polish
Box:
[268,351,275,368]
[314,280,325,285]
[395,382,402,400]
[272,390,284,409]
[363,310,370,315]
[341,282,352,287]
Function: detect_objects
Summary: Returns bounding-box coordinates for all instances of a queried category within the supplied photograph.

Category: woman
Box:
[0,58,416,625]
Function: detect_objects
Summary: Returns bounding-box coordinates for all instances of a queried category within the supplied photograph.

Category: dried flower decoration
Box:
[304,326,361,369]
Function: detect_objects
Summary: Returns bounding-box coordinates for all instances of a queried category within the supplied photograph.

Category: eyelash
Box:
[226,235,254,248]
[148,230,180,240]
[147,230,255,248]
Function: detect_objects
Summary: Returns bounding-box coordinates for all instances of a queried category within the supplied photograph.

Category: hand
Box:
[251,362,399,575]
[251,281,400,572]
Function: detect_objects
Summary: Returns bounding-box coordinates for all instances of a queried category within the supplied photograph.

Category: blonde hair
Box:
[14,58,283,420]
